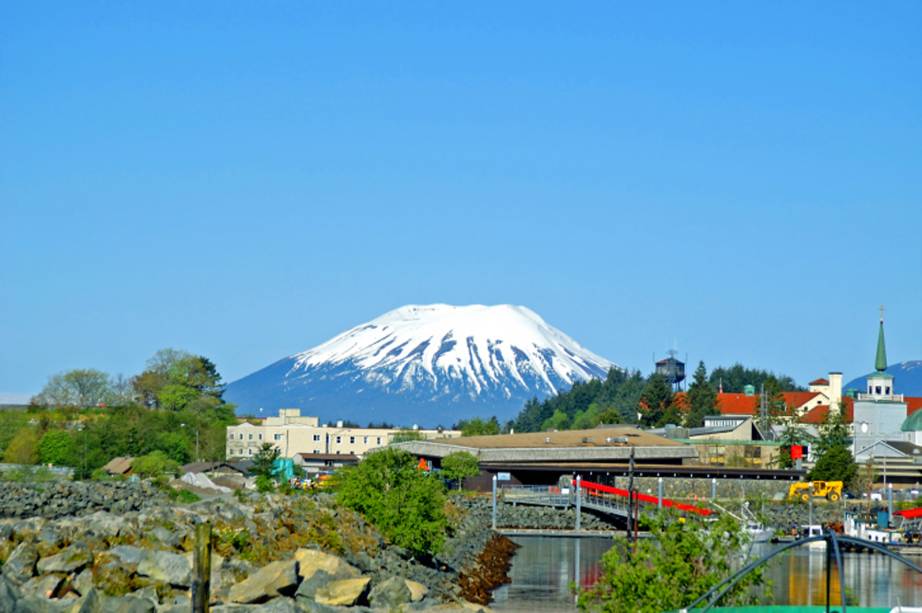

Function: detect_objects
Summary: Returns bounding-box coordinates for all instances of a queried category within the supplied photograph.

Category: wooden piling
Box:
[192,521,212,613]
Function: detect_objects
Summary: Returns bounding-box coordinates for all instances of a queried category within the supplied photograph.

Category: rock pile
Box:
[0,488,498,612]
[0,480,164,519]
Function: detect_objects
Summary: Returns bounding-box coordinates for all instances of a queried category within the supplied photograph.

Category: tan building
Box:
[226,408,461,459]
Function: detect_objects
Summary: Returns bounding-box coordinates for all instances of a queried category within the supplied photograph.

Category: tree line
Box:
[509,362,802,432]
[1,349,236,478]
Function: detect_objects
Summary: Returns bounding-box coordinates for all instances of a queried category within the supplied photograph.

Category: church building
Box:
[850,312,922,478]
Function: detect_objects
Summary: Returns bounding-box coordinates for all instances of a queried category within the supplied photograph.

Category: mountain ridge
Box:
[224,304,617,425]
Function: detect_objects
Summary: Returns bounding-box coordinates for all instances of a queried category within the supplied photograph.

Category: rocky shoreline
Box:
[0,482,612,612]
[0,480,856,611]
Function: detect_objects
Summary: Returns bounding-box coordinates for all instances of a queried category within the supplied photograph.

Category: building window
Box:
[248,434,253,440]
[363,436,368,444]
[228,433,234,440]
[274,434,283,441]
[239,434,243,440]
[248,448,253,455]
[335,436,341,444]
[258,434,262,440]
[313,434,321,442]
[376,437,382,445]
[349,436,355,444]
[886,387,891,395]
[313,450,320,454]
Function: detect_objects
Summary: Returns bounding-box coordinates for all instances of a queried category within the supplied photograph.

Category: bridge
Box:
[494,476,713,527]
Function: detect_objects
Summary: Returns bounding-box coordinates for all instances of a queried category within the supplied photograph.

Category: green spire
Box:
[875,314,888,373]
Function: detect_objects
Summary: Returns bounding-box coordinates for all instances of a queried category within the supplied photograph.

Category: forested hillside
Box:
[510,363,800,432]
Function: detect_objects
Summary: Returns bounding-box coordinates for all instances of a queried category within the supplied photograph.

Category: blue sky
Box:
[2,2,921,400]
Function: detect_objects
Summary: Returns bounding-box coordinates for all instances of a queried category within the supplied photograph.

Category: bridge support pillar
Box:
[575,474,582,530]
[491,475,497,530]
[657,477,663,509]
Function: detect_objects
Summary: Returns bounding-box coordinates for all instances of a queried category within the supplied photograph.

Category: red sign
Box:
[790,445,803,460]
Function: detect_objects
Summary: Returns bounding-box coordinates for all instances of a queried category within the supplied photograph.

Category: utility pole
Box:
[627,447,636,542]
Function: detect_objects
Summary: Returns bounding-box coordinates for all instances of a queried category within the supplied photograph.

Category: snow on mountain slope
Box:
[225,304,617,426]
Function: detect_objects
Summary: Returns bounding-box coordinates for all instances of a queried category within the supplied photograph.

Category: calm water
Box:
[491,536,922,612]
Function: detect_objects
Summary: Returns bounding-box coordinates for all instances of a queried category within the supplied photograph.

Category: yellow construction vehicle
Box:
[788,480,843,502]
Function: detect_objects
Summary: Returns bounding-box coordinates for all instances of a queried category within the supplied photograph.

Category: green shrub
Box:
[336,447,447,555]
[578,513,769,612]
[255,474,275,493]
[440,451,480,490]
[132,450,180,478]
[171,489,200,503]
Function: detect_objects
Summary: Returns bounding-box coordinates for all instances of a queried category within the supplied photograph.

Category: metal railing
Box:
[499,483,632,518]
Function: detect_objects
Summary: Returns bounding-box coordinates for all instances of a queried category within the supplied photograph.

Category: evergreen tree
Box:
[708,363,801,393]
[776,422,810,468]
[685,361,718,428]
[808,408,857,488]
[252,443,281,480]
[639,373,674,427]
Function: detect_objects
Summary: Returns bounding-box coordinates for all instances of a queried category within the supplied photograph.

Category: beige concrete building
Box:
[225,408,461,459]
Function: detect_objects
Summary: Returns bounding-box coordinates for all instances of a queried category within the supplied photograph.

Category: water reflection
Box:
[491,536,921,611]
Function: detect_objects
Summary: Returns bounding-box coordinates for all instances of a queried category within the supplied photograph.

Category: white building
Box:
[226,408,461,459]
[852,315,918,461]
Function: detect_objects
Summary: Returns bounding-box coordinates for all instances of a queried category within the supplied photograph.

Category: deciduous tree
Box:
[32,369,114,407]
[336,448,447,555]
[38,430,77,466]
[440,451,479,490]
[578,513,768,612]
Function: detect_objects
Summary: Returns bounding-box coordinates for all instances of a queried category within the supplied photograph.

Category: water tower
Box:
[655,350,686,392]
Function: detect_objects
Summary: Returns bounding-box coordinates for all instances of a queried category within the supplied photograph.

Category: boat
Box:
[745,520,773,543]
[845,511,905,545]
[802,524,826,549]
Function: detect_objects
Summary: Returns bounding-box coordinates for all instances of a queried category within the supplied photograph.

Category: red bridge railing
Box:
[574,478,714,517]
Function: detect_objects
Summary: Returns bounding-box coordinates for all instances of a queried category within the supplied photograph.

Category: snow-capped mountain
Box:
[224,304,617,426]
[844,360,922,397]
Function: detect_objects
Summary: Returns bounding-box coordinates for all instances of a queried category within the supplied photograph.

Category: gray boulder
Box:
[149,526,180,548]
[137,550,192,587]
[368,576,412,609]
[19,573,63,599]
[108,545,147,566]
[2,542,38,584]
[72,569,94,597]
[212,597,300,612]
[99,594,157,613]
[12,596,76,613]
[228,559,299,604]
[0,575,21,611]
[294,569,332,601]
[36,544,92,574]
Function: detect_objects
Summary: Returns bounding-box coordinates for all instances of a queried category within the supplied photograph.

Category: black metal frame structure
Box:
[682,529,922,613]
